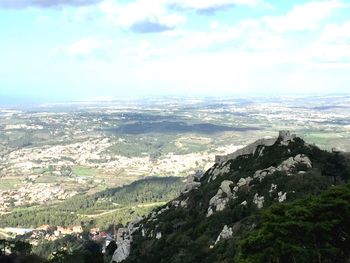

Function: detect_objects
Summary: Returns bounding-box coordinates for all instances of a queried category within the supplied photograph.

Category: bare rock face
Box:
[111,216,144,263]
[172,198,189,209]
[254,167,277,181]
[207,180,234,217]
[237,177,253,187]
[278,191,287,202]
[111,239,131,263]
[207,177,253,217]
[156,231,162,239]
[207,162,231,182]
[253,193,264,209]
[277,154,312,174]
[182,174,201,193]
[215,225,233,245]
[254,154,312,181]
[111,228,132,263]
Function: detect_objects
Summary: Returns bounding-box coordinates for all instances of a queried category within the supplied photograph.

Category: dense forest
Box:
[236,183,350,263]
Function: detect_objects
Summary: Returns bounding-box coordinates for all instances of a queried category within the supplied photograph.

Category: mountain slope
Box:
[112,131,350,263]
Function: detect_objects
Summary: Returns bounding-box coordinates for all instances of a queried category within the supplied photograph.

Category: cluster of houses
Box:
[1,224,112,247]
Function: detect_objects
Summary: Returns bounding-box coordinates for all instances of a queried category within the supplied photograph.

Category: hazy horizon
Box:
[1,0,350,103]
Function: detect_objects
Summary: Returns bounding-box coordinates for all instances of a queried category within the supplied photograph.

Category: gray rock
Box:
[207,177,253,217]
[254,154,312,181]
[182,174,201,193]
[220,180,234,196]
[180,198,189,208]
[240,200,247,206]
[155,232,162,239]
[208,162,231,182]
[254,167,276,181]
[111,239,131,263]
[276,154,312,174]
[207,180,234,217]
[215,225,233,245]
[253,193,264,209]
[269,184,277,193]
[237,177,252,187]
[278,191,287,202]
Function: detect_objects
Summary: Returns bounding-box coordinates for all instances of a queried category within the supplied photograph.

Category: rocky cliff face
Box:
[111,131,350,263]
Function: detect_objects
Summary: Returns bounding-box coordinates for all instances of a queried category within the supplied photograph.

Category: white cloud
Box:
[246,31,285,50]
[175,18,286,51]
[169,0,258,10]
[307,21,350,63]
[320,21,350,44]
[120,41,171,61]
[96,0,260,33]
[178,28,241,50]
[264,0,345,32]
[53,37,112,56]
[99,0,185,33]
[209,21,220,30]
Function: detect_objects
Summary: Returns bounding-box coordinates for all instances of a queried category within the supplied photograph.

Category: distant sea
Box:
[0,95,45,109]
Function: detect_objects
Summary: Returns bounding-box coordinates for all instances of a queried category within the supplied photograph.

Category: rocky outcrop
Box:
[207,180,234,217]
[172,198,188,209]
[215,225,233,245]
[155,231,162,239]
[207,161,231,182]
[111,239,131,263]
[254,154,312,181]
[215,130,296,164]
[278,191,287,202]
[277,154,312,174]
[253,193,264,209]
[111,228,131,263]
[207,177,253,217]
[111,217,143,263]
[181,174,201,193]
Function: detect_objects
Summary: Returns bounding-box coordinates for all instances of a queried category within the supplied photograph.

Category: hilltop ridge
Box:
[111,131,350,263]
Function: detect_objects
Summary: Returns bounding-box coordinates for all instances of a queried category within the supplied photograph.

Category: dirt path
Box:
[79,201,166,218]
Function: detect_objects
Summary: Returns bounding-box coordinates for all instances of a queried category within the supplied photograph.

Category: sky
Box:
[0,0,350,103]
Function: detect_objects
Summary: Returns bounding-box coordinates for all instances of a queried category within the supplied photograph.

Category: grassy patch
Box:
[72,166,97,177]
[35,175,58,183]
[0,179,21,190]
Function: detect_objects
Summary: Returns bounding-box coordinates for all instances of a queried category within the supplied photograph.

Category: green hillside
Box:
[123,135,350,263]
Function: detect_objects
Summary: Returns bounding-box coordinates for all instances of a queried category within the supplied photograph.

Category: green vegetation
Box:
[0,177,182,229]
[236,184,350,263]
[123,137,350,263]
[0,179,20,190]
[0,237,106,263]
[0,239,45,263]
[33,235,105,262]
[71,166,97,177]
